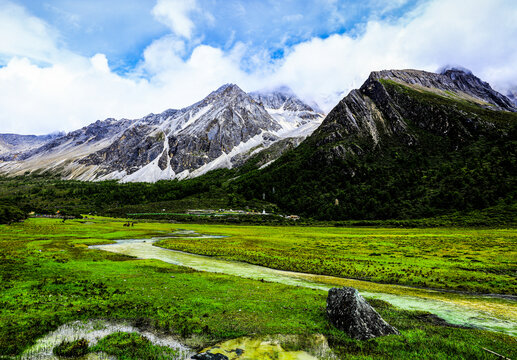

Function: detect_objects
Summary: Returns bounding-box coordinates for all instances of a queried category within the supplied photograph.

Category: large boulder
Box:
[326,287,400,340]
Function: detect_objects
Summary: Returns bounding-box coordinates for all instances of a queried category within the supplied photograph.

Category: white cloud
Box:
[0,0,516,134]
[152,0,199,39]
[90,53,110,73]
[138,35,186,75]
[0,1,61,64]
[0,1,250,135]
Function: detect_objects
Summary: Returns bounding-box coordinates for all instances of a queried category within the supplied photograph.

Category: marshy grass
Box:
[0,217,515,359]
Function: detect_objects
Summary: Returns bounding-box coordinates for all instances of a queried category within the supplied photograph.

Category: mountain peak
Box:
[438,65,473,75]
[365,68,516,112]
[507,88,517,106]
[235,69,517,222]
[212,83,245,96]
[249,87,322,114]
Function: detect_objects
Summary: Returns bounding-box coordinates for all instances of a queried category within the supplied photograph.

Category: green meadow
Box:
[157,224,517,295]
[0,217,516,359]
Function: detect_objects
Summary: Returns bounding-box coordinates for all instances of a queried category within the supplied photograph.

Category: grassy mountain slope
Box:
[231,72,517,220]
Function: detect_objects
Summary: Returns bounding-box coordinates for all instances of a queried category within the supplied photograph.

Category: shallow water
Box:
[21,319,193,360]
[197,334,335,360]
[90,236,517,336]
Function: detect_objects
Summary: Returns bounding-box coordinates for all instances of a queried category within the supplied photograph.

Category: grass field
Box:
[1,217,516,359]
[156,224,517,295]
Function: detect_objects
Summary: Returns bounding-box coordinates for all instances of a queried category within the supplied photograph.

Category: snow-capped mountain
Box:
[0,84,324,182]
[250,87,324,139]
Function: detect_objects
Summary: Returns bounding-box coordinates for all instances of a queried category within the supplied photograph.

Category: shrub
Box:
[52,338,89,357]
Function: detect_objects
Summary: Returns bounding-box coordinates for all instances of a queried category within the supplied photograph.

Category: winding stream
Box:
[90,234,517,336]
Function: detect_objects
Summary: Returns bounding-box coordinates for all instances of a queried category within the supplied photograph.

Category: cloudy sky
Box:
[1,0,516,134]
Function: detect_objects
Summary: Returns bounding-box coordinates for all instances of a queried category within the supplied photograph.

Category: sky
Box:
[1,0,516,134]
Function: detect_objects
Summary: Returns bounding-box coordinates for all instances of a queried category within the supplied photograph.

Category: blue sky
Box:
[14,0,422,73]
[1,0,516,134]
[14,0,169,71]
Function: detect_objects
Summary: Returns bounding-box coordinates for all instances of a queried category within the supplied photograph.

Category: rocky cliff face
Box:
[0,84,324,182]
[3,119,134,162]
[250,86,320,115]
[164,84,281,177]
[313,68,517,162]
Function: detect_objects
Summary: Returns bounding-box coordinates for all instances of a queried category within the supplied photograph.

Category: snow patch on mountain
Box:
[180,105,213,131]
[120,133,175,183]
[188,131,269,178]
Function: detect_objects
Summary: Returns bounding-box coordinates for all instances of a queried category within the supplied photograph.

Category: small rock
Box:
[191,352,229,360]
[326,287,400,340]
[229,348,244,356]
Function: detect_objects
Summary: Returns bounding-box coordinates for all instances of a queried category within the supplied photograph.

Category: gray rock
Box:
[77,83,323,179]
[250,86,323,118]
[0,118,135,165]
[191,352,229,360]
[166,84,282,174]
[79,125,165,175]
[326,287,400,340]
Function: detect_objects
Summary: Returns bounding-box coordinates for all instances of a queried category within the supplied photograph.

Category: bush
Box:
[0,205,26,224]
[90,332,180,360]
[52,338,89,357]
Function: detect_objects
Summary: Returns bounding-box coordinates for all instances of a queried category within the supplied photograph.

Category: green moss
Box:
[90,332,180,360]
[53,338,89,358]
[379,78,517,127]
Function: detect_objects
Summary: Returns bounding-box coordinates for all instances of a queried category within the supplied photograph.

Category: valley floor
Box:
[0,218,516,359]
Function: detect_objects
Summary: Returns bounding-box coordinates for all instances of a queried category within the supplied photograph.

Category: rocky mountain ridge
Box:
[231,68,517,220]
[0,84,324,182]
[368,69,516,111]
[313,68,516,154]
[0,133,63,158]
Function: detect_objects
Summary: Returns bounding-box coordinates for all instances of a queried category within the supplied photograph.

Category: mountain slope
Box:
[0,85,323,182]
[507,88,517,106]
[232,69,517,220]
[0,133,63,157]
